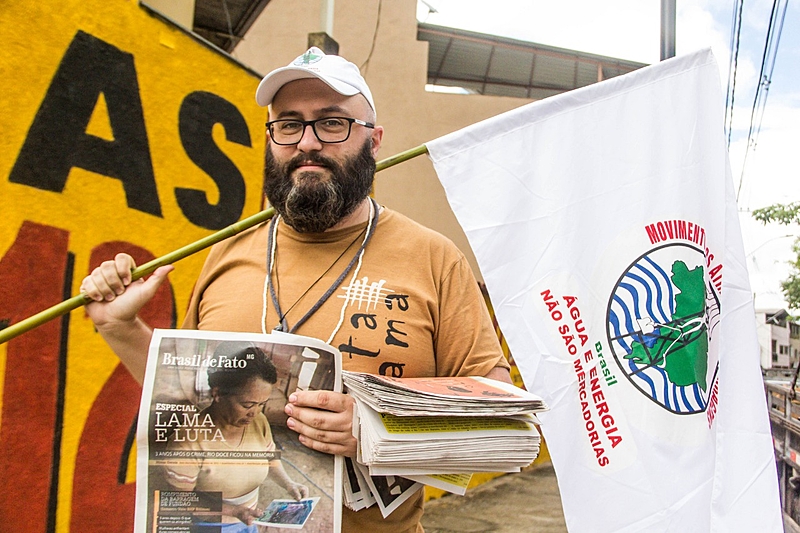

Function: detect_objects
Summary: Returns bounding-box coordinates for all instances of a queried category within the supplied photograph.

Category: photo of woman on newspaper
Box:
[161,342,309,530]
[140,331,341,533]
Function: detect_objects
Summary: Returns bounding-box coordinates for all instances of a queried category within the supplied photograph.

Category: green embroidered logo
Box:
[294,50,323,66]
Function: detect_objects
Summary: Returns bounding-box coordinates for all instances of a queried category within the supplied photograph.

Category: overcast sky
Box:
[418,0,800,309]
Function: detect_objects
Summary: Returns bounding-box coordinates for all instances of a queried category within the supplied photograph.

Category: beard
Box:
[263,140,376,233]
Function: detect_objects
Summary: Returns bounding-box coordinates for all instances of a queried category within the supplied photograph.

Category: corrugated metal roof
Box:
[163,4,646,95]
[418,23,648,99]
[193,0,272,52]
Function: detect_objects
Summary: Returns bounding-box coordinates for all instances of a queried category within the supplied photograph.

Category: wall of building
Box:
[790,323,800,370]
[142,0,196,30]
[757,313,772,368]
[0,2,540,531]
[0,2,267,531]
[756,311,793,369]
[233,0,532,279]
[774,322,792,368]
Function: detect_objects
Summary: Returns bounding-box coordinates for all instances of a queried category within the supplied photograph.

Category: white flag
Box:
[428,49,781,532]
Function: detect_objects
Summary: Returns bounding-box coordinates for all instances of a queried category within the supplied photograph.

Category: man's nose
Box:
[296,122,323,152]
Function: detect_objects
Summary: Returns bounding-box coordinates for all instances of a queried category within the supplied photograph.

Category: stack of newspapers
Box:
[343,372,547,479]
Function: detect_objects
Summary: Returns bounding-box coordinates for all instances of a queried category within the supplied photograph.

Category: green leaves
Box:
[752,202,800,308]
[753,202,800,226]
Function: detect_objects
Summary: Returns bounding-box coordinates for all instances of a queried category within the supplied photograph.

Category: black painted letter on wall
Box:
[9,30,161,216]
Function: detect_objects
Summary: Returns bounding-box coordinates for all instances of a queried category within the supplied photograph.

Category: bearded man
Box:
[82,47,510,533]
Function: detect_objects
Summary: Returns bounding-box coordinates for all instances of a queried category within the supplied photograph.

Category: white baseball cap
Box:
[255,47,375,114]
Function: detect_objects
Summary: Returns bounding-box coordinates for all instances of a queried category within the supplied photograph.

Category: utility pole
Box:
[309,0,339,54]
[661,0,676,60]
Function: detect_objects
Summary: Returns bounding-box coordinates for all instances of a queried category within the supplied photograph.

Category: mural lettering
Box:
[8,31,161,216]
[0,226,176,533]
[9,30,251,230]
[1,2,266,530]
[0,222,71,533]
[177,91,250,230]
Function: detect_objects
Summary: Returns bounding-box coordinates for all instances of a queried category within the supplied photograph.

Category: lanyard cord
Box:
[264,198,379,334]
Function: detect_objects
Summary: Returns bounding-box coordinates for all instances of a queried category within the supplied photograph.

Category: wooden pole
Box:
[0,144,429,344]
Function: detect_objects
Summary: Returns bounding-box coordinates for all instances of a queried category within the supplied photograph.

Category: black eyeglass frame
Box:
[265,117,375,145]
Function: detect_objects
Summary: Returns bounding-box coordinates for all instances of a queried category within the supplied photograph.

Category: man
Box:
[82,47,510,532]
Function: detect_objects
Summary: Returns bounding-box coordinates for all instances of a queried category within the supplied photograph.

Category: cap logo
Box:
[294,50,323,67]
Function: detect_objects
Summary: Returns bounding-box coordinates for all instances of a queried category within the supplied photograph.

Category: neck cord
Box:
[281,226,367,319]
[262,198,380,334]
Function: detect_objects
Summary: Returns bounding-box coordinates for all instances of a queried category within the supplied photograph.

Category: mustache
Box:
[263,140,375,233]
[285,152,338,174]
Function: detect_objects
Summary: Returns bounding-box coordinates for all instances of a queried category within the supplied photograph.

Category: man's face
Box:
[263,79,383,233]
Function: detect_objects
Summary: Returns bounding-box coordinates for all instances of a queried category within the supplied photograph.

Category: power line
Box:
[736,0,789,202]
[724,0,744,149]
[360,0,383,74]
[750,0,788,152]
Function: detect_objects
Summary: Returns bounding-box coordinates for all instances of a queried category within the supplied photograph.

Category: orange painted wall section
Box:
[0,2,266,531]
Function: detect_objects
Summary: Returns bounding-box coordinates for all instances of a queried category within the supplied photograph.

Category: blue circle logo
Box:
[606,243,720,414]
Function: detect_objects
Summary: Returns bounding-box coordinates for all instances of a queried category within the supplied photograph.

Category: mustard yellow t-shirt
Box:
[183,207,508,532]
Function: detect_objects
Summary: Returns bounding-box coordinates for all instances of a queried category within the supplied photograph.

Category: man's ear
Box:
[370,125,384,156]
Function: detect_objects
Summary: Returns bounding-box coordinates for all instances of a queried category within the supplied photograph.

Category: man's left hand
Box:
[285,390,357,457]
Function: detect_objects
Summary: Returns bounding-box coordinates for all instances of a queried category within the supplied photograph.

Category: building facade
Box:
[756,308,796,370]
[0,1,643,531]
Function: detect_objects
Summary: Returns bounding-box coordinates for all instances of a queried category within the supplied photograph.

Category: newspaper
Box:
[355,398,542,475]
[340,375,547,513]
[134,329,342,533]
[403,473,472,496]
[342,457,376,512]
[342,372,547,416]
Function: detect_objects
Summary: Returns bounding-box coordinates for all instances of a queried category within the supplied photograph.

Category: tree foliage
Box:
[752,202,800,308]
[752,202,800,226]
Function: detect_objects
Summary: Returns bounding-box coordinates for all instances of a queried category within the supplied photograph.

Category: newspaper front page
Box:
[135,329,342,533]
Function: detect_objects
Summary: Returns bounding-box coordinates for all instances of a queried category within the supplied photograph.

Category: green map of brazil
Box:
[624,260,709,392]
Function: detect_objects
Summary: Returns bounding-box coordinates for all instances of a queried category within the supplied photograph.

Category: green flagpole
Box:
[0,144,429,345]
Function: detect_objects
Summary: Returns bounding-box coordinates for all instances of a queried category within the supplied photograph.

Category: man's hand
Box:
[81,253,173,329]
[284,390,357,457]
[80,252,173,383]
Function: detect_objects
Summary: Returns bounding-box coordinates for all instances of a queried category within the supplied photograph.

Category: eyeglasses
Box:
[266,117,375,145]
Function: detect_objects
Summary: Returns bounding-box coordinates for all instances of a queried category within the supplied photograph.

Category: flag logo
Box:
[606,243,720,415]
[294,50,323,66]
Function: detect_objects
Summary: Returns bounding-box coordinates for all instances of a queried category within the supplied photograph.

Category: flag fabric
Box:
[427,49,781,532]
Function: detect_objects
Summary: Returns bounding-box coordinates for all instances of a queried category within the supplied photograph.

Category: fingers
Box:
[285,391,357,456]
[289,390,353,413]
[137,265,175,300]
[82,253,136,302]
[238,505,261,525]
[81,254,174,328]
[114,253,134,286]
[81,253,173,304]
[289,483,309,500]
[284,409,355,455]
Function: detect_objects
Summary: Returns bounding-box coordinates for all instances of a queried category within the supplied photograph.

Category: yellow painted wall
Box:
[0,2,266,531]
[0,1,550,528]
